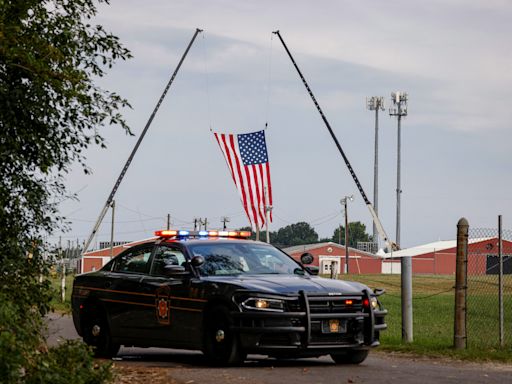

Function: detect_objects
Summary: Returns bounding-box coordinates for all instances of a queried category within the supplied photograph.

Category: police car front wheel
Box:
[203,306,246,366]
[83,309,120,358]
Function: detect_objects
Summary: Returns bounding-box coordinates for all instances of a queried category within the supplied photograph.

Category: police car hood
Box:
[204,274,369,296]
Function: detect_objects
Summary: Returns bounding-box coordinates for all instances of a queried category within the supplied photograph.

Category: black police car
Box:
[72,229,387,365]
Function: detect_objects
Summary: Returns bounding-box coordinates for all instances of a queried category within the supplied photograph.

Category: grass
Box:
[342,274,512,362]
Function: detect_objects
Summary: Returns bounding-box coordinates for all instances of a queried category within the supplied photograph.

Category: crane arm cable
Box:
[272,30,397,251]
[82,28,203,255]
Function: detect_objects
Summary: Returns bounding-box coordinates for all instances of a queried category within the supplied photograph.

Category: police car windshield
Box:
[188,242,304,276]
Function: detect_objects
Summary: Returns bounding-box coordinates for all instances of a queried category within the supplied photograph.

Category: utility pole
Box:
[265,205,273,243]
[167,214,171,230]
[367,96,385,249]
[221,216,230,230]
[340,195,354,274]
[389,91,412,343]
[58,236,65,302]
[193,218,199,231]
[264,186,273,244]
[110,200,115,259]
[202,218,209,231]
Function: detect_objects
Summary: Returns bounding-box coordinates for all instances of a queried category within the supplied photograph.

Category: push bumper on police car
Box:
[231,289,387,356]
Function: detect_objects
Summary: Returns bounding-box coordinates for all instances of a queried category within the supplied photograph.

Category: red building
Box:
[283,242,382,275]
[79,237,156,273]
[382,237,512,275]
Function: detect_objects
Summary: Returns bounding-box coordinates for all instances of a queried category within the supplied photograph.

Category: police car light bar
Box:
[155,229,252,239]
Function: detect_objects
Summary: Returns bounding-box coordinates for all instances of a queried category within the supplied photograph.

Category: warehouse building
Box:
[283,242,382,275]
[382,237,512,275]
[79,237,156,273]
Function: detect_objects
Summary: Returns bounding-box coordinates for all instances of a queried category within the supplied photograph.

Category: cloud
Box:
[54,0,512,249]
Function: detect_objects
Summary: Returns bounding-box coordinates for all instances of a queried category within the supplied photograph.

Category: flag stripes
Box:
[214,130,272,230]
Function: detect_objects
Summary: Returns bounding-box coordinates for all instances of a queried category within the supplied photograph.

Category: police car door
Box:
[107,244,154,340]
[140,244,201,347]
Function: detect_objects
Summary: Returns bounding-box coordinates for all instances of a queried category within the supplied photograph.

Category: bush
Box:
[0,291,113,384]
[0,1,130,383]
[27,341,113,384]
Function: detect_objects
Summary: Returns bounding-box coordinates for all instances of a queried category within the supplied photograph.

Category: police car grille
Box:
[308,296,363,313]
[286,300,302,312]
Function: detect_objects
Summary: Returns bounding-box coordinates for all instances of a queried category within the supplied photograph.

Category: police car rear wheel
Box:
[83,310,120,358]
[204,306,245,366]
[330,349,369,364]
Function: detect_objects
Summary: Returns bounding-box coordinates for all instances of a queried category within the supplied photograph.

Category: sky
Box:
[55,0,512,251]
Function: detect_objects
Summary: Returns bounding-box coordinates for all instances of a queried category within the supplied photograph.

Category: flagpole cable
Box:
[201,32,213,132]
[264,32,274,130]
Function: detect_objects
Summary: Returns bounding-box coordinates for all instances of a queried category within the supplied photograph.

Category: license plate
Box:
[322,319,347,333]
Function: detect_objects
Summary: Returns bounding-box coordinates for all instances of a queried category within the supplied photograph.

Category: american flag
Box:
[214,130,273,230]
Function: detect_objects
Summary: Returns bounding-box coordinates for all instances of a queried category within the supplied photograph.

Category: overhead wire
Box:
[67,216,163,224]
[311,212,341,226]
[115,202,157,218]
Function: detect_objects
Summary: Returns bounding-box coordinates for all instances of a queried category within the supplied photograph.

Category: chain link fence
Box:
[467,227,512,349]
[347,223,512,350]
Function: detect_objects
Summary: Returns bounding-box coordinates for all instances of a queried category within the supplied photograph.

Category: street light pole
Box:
[389,91,412,343]
[340,195,354,274]
[367,97,385,249]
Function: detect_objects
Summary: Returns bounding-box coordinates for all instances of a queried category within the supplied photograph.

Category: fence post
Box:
[498,215,504,347]
[454,217,469,349]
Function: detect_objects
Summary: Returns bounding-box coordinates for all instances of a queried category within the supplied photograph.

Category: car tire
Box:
[83,309,120,358]
[330,349,369,365]
[203,306,246,366]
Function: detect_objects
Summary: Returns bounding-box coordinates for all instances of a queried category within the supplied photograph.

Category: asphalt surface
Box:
[47,313,512,384]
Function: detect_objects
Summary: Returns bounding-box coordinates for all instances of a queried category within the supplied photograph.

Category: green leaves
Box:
[1,1,130,382]
[331,221,372,247]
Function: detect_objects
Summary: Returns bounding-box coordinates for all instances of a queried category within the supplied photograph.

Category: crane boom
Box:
[272,30,398,252]
[82,28,203,259]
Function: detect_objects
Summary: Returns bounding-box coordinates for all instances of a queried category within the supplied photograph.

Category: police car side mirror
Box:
[163,265,189,277]
[305,266,319,275]
[191,255,205,268]
[300,252,314,265]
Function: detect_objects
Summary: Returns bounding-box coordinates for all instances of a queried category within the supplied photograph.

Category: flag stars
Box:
[239,131,268,165]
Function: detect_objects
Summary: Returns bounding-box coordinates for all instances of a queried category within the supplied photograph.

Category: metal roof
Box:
[282,242,378,258]
[382,237,495,259]
[83,236,157,256]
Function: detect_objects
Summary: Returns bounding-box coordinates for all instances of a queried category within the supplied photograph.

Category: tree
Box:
[0,1,130,382]
[273,222,319,247]
[331,221,371,248]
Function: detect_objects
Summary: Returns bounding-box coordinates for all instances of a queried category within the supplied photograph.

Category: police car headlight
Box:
[370,296,379,309]
[241,297,285,312]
